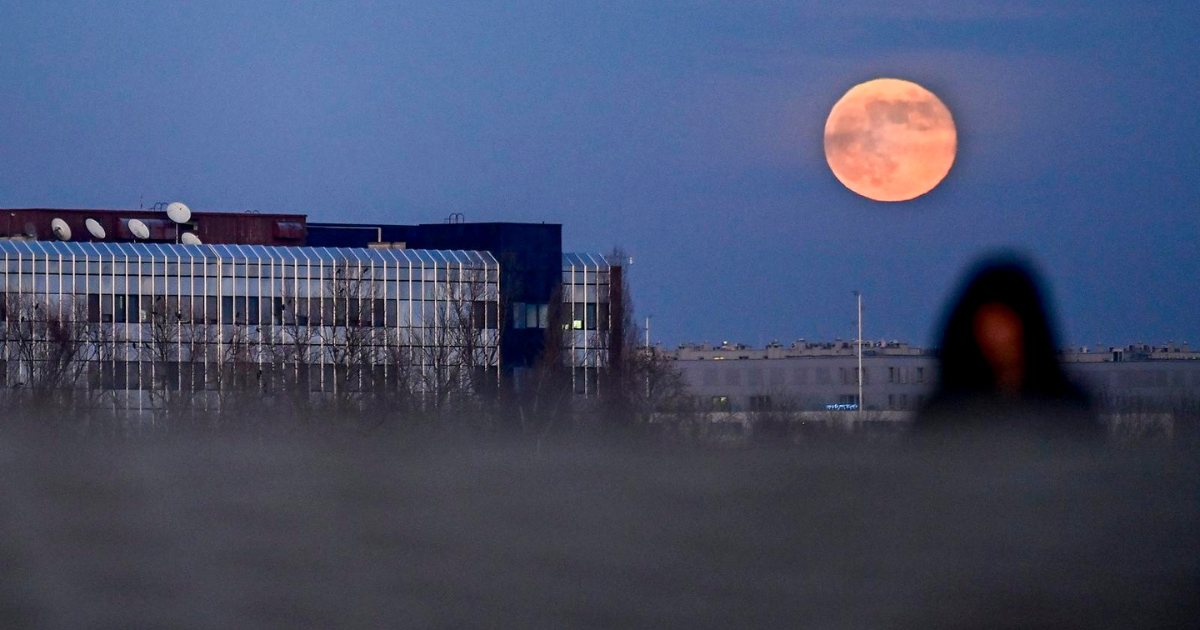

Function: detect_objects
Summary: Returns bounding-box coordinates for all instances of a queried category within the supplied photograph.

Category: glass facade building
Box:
[0,240,499,405]
[561,253,615,396]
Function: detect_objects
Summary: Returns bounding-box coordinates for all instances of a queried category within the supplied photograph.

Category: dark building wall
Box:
[409,224,562,371]
[308,222,561,297]
[608,265,626,370]
[0,208,306,246]
[309,222,563,370]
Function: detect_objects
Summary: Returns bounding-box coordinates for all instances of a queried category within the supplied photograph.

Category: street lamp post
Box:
[854,291,863,417]
[644,315,653,399]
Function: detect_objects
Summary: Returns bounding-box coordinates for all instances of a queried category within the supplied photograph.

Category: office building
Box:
[671,340,1200,414]
[0,207,622,403]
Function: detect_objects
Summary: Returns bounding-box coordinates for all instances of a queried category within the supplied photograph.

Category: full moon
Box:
[824,78,957,202]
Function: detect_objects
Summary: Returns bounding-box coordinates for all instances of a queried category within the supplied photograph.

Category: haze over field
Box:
[1,430,1196,629]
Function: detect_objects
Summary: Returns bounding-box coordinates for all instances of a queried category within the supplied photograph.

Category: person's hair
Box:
[933,254,1074,399]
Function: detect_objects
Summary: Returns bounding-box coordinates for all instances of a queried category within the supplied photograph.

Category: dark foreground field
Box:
[1,425,1196,629]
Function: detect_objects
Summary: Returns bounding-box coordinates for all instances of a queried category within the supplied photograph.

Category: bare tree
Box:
[0,258,505,432]
[1,293,96,413]
[266,289,323,417]
[512,285,575,436]
[596,248,689,428]
[450,267,501,399]
[138,294,210,418]
[316,260,383,411]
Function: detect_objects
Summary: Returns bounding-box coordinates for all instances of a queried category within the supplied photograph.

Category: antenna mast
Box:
[856,291,863,416]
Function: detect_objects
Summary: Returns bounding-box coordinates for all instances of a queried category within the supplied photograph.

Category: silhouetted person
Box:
[913,255,1102,440]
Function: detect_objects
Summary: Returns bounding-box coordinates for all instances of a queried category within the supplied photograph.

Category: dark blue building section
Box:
[307,222,562,371]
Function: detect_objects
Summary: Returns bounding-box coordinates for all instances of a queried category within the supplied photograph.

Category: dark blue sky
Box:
[2,1,1197,348]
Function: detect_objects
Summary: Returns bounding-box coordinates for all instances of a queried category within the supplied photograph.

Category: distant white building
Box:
[670,339,1200,414]
[670,340,935,412]
[1059,343,1200,411]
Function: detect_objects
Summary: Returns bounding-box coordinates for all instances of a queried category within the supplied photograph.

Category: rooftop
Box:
[0,239,497,266]
[671,340,1200,362]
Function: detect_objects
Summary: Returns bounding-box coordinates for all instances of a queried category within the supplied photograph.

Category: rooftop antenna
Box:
[180,232,202,245]
[127,218,150,240]
[51,218,71,241]
[445,212,465,224]
[166,202,191,223]
[166,201,191,244]
[85,218,106,240]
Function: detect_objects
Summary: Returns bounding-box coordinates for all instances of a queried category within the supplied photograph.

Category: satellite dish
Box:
[166,201,191,224]
[180,232,202,245]
[85,218,106,239]
[51,218,72,241]
[128,218,150,240]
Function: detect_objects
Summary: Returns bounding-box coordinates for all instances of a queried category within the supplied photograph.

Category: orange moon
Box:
[824,78,957,202]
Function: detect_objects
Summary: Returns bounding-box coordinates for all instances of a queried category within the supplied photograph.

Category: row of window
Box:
[512,303,550,330]
[4,294,600,333]
[0,293,499,329]
[699,365,927,388]
[705,393,927,412]
[0,360,497,393]
[511,302,610,331]
[2,278,492,303]
[886,366,926,384]
[0,344,498,369]
[561,270,610,283]
[1079,368,1200,389]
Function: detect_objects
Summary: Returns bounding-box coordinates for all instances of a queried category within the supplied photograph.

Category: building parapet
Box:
[673,339,929,361]
[675,340,1200,363]
[1059,343,1200,363]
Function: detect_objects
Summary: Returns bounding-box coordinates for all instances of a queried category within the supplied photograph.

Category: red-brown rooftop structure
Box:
[0,208,307,246]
